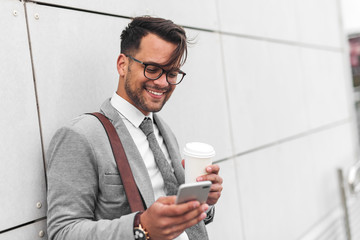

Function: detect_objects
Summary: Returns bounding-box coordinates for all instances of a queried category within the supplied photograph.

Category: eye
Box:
[168,71,179,78]
[146,65,161,73]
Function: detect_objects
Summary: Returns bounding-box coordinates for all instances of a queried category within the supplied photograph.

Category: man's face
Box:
[117,33,178,115]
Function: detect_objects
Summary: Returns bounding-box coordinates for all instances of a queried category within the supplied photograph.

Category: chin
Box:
[143,103,165,113]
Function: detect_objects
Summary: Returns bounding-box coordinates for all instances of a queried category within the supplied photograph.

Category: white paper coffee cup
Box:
[184,142,215,183]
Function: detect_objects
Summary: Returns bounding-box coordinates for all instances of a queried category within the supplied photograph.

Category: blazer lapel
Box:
[154,114,185,185]
[99,99,155,208]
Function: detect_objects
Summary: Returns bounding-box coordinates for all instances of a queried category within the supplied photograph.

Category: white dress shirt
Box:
[110,92,189,240]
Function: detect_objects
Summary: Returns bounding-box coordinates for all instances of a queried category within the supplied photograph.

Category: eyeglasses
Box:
[126,55,186,85]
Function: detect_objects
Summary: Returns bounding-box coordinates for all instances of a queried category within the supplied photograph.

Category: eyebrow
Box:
[142,60,162,66]
[143,61,180,71]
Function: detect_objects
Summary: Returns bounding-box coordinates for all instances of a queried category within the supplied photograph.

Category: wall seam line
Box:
[0,216,47,234]
[27,0,342,53]
[214,1,247,239]
[214,117,352,164]
[23,0,48,189]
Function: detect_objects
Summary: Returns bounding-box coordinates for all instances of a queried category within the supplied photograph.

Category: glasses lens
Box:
[144,65,162,80]
[167,70,184,84]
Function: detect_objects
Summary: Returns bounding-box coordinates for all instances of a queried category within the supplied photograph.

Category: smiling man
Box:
[47,16,223,240]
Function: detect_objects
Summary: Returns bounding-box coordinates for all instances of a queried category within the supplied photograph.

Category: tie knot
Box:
[139,117,154,137]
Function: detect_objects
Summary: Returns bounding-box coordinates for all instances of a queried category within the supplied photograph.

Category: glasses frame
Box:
[125,55,186,85]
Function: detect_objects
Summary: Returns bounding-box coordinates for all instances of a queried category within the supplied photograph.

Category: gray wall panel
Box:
[0,220,47,240]
[217,0,342,48]
[223,34,350,154]
[222,35,308,153]
[0,0,46,232]
[25,3,127,152]
[300,48,349,129]
[161,30,233,160]
[236,123,355,239]
[295,0,342,48]
[30,0,219,31]
[206,159,245,239]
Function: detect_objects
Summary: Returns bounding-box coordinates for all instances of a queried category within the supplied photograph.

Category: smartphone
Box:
[175,181,212,204]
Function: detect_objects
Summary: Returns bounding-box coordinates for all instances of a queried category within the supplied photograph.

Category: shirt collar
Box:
[110,92,153,128]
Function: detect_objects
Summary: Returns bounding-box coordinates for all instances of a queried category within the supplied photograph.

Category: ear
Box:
[117,53,127,77]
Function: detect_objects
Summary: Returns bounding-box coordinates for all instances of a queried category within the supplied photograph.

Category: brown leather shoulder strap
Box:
[87,112,145,212]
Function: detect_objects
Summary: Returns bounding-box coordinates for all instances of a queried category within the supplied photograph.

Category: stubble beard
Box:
[124,69,171,113]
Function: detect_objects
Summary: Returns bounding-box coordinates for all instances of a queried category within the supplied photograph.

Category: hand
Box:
[197,164,223,205]
[140,196,209,240]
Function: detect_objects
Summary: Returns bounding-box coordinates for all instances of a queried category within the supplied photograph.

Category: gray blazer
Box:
[46,99,208,240]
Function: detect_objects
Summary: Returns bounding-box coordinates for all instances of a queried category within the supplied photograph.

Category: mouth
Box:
[146,88,164,96]
[145,86,169,98]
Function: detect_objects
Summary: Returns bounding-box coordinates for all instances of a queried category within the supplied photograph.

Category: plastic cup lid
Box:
[183,142,215,158]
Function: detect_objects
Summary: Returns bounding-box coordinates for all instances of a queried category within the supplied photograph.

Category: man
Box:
[47,16,223,240]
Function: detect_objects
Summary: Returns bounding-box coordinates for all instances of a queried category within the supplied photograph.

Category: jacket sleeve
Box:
[46,126,136,240]
[204,206,215,225]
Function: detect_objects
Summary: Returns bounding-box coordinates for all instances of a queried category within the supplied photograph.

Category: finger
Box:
[207,183,222,203]
[163,200,202,217]
[165,204,208,232]
[197,174,223,184]
[209,183,223,193]
[157,203,208,237]
[179,207,207,226]
[171,211,207,233]
[207,196,220,205]
[208,190,221,200]
[205,164,220,174]
[172,203,208,224]
[163,210,206,240]
[181,159,185,168]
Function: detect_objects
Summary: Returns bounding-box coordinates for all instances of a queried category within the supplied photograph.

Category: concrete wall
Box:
[0,0,357,239]
[341,0,360,34]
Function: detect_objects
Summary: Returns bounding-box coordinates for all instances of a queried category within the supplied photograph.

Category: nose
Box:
[153,72,169,88]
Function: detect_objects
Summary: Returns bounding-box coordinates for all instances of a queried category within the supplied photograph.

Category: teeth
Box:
[147,89,163,96]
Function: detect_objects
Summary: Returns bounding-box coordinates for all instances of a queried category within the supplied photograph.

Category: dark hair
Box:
[120,16,188,67]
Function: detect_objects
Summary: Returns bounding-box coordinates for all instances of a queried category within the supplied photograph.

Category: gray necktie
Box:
[139,117,179,196]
